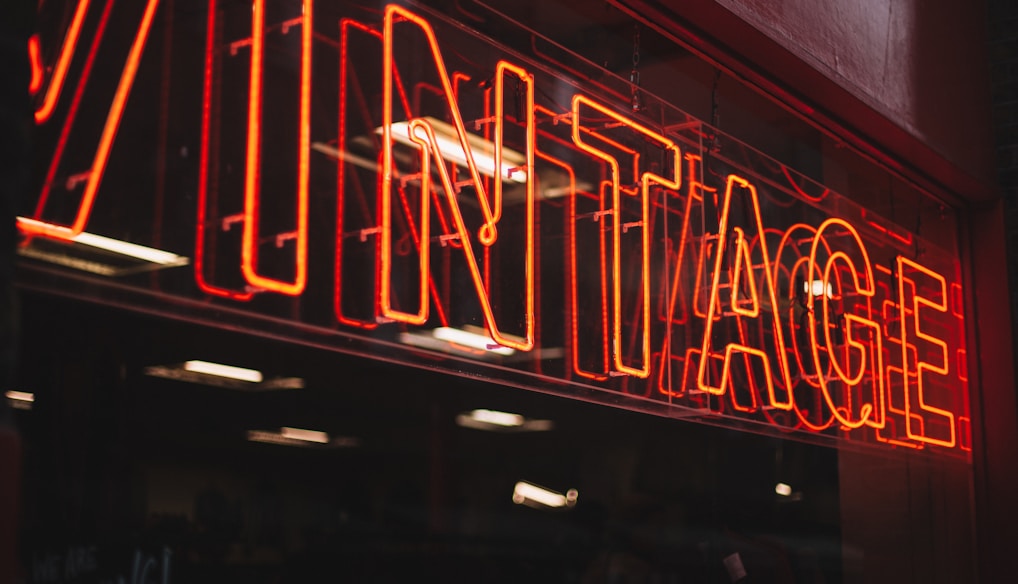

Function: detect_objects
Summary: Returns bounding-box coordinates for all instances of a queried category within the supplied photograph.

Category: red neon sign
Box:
[240,0,313,296]
[31,0,92,124]
[697,174,793,410]
[376,5,536,351]
[20,1,969,456]
[898,256,955,447]
[195,0,253,301]
[20,0,161,241]
[570,95,681,378]
[806,219,885,430]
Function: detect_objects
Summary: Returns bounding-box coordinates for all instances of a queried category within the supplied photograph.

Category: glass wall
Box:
[11,1,976,581]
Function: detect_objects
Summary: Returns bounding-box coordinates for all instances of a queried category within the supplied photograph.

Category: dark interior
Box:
[13,292,842,583]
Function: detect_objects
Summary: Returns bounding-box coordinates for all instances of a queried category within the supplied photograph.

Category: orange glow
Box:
[18,0,160,241]
[656,350,684,398]
[876,364,924,448]
[663,153,711,327]
[195,0,253,301]
[530,104,606,381]
[779,247,838,431]
[697,175,793,410]
[28,35,44,95]
[566,179,610,382]
[333,17,358,329]
[664,348,702,401]
[782,265,833,427]
[531,147,585,377]
[575,124,641,194]
[33,0,91,123]
[240,0,312,296]
[780,165,828,203]
[729,227,760,317]
[598,180,610,378]
[570,94,681,378]
[379,5,535,351]
[335,18,383,328]
[22,0,970,454]
[658,347,725,404]
[950,282,964,318]
[382,117,432,325]
[958,416,972,451]
[680,153,720,323]
[806,219,885,429]
[334,18,450,330]
[657,154,708,395]
[862,209,913,246]
[28,0,112,236]
[691,234,721,320]
[898,256,956,448]
[773,224,831,391]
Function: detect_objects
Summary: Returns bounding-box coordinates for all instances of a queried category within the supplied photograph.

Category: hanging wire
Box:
[630,23,643,112]
[914,194,922,259]
[888,176,900,304]
[704,69,723,232]
[708,69,722,153]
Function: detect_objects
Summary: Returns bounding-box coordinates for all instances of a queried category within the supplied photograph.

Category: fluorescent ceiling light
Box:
[467,408,523,427]
[5,390,34,411]
[279,426,329,444]
[512,481,578,509]
[432,326,515,356]
[803,280,833,299]
[247,428,358,449]
[74,231,183,264]
[380,116,527,183]
[5,390,34,403]
[183,360,263,383]
[17,217,189,266]
[400,325,556,364]
[400,325,518,358]
[455,408,554,432]
[143,362,303,391]
[775,482,792,497]
[399,330,562,364]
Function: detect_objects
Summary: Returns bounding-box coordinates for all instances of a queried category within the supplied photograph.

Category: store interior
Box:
[12,292,846,583]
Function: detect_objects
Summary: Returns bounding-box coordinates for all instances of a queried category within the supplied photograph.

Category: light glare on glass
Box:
[803,280,833,299]
[432,326,515,356]
[17,217,187,265]
[183,360,264,383]
[280,426,330,444]
[382,117,528,183]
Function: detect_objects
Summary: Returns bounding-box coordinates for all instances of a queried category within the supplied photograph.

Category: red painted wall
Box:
[615,0,997,200]
[714,0,996,187]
